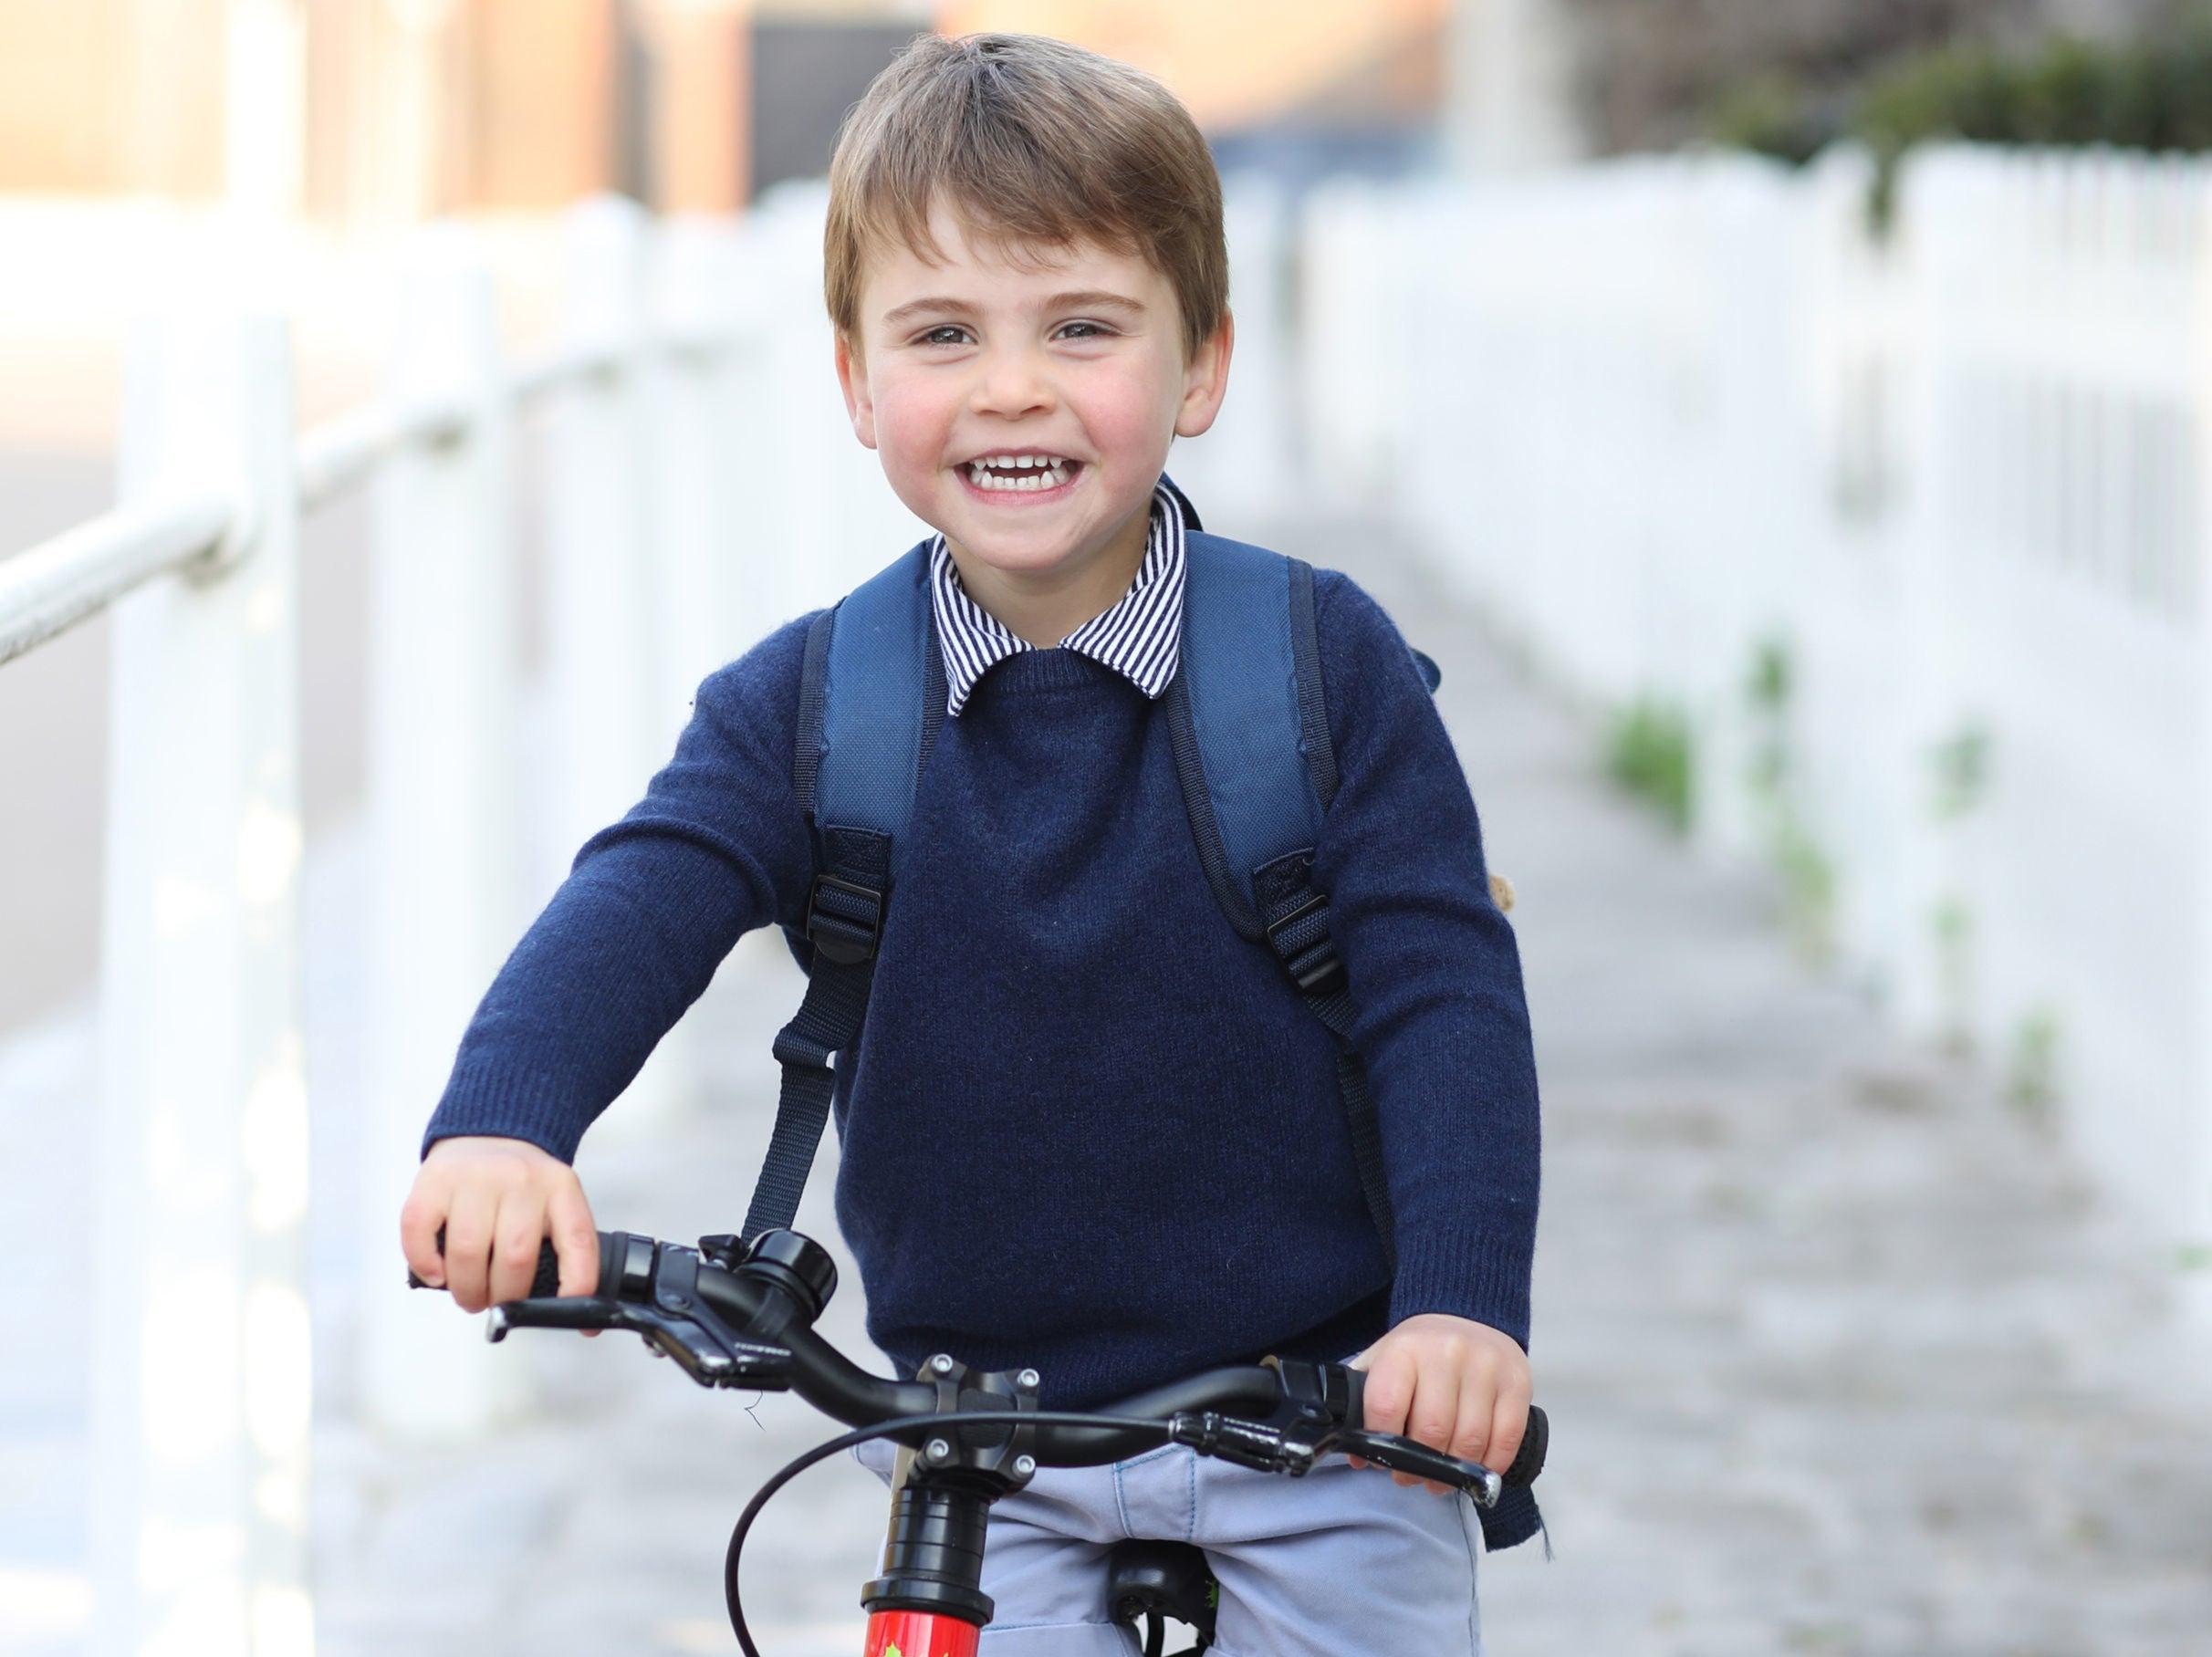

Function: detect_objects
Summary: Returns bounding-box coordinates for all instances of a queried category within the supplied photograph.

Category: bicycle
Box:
[415,1227,1549,1657]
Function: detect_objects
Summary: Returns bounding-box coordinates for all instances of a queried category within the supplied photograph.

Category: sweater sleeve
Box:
[422,615,819,1162]
[1308,571,1541,1349]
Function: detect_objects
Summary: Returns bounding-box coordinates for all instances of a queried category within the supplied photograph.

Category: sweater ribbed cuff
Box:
[1387,1217,1533,1351]
[422,1060,594,1165]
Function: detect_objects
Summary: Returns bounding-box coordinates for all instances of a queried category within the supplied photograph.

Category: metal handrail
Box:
[296,391,471,513]
[0,337,632,667]
[0,491,236,668]
[0,199,781,1650]
[511,340,625,408]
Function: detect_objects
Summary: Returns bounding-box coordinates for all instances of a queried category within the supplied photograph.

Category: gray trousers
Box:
[862,1441,1483,1655]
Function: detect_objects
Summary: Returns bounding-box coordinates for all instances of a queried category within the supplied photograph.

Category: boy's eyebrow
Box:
[1040,289,1147,315]
[880,296,979,328]
[877,289,1150,328]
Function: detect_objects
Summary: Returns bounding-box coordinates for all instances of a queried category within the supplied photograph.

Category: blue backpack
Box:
[739,485,1439,1270]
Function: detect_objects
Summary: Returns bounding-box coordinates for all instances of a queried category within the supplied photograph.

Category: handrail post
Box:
[549,195,694,1137]
[1888,153,1972,1041]
[2192,165,2212,1321]
[656,215,748,703]
[1172,176,1289,526]
[90,308,311,1656]
[358,225,529,1436]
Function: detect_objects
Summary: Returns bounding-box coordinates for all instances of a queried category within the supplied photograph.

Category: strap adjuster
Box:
[805,874,883,967]
[1264,890,1347,997]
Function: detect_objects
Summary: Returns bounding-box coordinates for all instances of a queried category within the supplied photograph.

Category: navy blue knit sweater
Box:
[426,566,1541,1412]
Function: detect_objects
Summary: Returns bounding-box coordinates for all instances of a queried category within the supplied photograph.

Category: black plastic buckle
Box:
[1264,891,1347,996]
[805,874,883,967]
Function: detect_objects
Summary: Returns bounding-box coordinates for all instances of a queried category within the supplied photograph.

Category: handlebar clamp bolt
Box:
[1016,1369,1040,1391]
[926,1438,952,1464]
[1014,1454,1036,1478]
[930,1354,956,1377]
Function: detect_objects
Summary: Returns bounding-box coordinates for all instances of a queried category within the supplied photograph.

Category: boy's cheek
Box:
[871,422,966,527]
[877,427,953,500]
[860,408,933,485]
[867,383,955,477]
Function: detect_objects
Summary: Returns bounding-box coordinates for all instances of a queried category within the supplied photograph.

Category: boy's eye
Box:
[1057,320,1112,340]
[919,325,971,347]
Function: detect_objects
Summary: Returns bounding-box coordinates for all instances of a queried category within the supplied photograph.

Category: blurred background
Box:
[7,2,2212,1654]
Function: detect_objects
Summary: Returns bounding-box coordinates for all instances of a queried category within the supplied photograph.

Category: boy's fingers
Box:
[443,1189,496,1313]
[1449,1364,1498,1474]
[1353,1347,1414,1437]
[488,1193,548,1307]
[398,1175,451,1289]
[1362,1352,1420,1484]
[1407,1349,1462,1455]
[1479,1365,1533,1476]
[1405,1350,1462,1493]
[548,1183,600,1299]
[1480,1397,1526,1480]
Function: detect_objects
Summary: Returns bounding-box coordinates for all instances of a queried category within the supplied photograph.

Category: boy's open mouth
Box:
[962,453,1079,494]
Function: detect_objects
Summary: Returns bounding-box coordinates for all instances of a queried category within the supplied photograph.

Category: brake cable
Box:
[725,1408,1174,1657]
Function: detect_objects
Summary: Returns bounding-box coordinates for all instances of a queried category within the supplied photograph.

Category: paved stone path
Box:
[1349,536,2212,1656]
[5,521,2212,1655]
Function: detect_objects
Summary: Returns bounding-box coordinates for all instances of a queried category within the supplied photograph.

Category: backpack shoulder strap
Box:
[1163,533,1333,940]
[743,542,939,1239]
[814,541,942,849]
[1164,533,1397,1267]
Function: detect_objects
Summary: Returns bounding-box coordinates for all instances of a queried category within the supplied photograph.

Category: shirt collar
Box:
[929,478,1192,717]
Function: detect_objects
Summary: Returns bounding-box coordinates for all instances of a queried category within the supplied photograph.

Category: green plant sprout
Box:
[2008,1006,2061,1122]
[1607,699,1695,834]
[1932,724,1990,823]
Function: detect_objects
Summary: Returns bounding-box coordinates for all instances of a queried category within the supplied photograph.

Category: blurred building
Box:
[0,0,775,219]
[3,0,2180,220]
[0,0,1459,220]
[1445,0,1584,171]
[1210,9,1450,188]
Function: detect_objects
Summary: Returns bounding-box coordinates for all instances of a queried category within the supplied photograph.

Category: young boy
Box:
[402,32,1540,1653]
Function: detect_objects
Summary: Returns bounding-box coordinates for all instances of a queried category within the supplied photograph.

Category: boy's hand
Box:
[400,1135,600,1313]
[1350,1313,1531,1495]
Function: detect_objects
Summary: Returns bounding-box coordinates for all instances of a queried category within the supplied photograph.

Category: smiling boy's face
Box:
[836,198,1231,624]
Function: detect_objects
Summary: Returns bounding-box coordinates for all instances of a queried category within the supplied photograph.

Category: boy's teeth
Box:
[965,456,1071,491]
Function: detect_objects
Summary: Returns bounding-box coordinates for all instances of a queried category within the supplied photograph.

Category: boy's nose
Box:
[968,348,1056,418]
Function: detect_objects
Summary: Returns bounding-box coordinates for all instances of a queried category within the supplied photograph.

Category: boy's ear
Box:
[834,331,879,450]
[1174,308,1235,441]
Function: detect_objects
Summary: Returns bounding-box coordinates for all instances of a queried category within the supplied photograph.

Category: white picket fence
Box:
[1306,144,2212,1272]
[0,188,929,1657]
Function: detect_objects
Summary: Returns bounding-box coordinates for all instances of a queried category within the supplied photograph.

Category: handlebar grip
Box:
[1503,1405,1548,1488]
[404,1229,567,1297]
[1336,1366,1547,1488]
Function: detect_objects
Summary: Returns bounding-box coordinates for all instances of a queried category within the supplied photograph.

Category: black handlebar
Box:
[412,1225,1549,1495]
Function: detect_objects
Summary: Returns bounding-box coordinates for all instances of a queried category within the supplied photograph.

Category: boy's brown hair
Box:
[825,33,1227,361]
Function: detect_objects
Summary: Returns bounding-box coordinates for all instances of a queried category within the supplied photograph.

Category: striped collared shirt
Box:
[929,479,1189,717]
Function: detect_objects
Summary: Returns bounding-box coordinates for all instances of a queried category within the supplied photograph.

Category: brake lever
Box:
[1330,1429,1505,1508]
[488,1292,797,1391]
[486,1296,624,1335]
